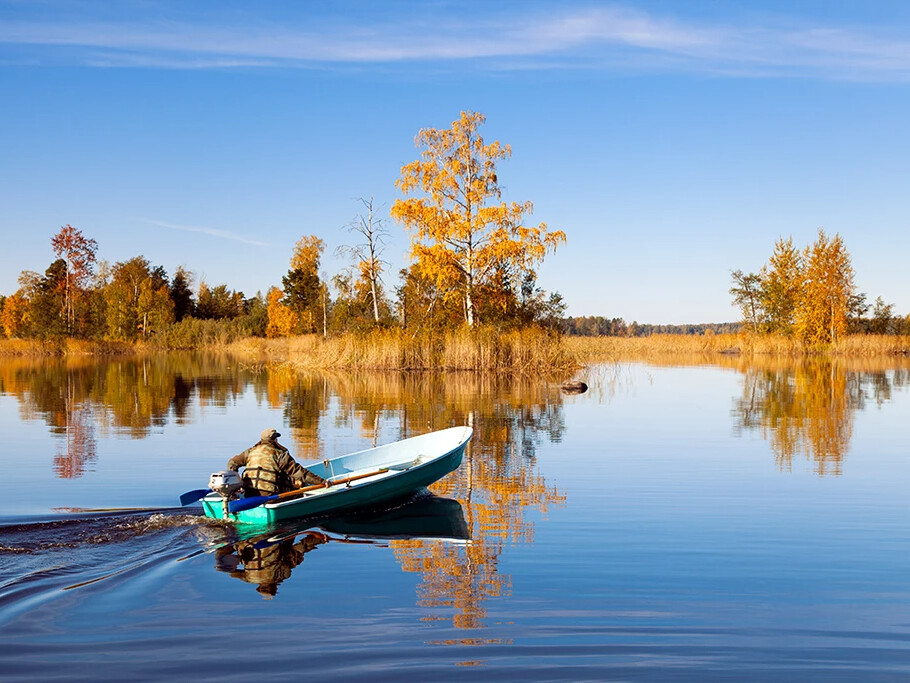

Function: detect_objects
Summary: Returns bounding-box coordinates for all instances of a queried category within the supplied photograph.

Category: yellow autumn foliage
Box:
[265,287,298,338]
[392,111,565,327]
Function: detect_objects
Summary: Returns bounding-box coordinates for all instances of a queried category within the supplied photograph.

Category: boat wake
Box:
[0,493,469,621]
[0,510,234,622]
[0,511,225,554]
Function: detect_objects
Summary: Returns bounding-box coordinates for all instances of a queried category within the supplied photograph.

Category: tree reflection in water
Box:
[0,354,249,477]
[270,370,568,636]
[635,354,909,476]
[0,354,568,634]
[732,357,910,475]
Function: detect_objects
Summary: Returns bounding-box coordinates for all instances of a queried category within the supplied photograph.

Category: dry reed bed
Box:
[226,328,576,372]
[3,331,908,366]
[567,333,910,363]
[0,338,136,356]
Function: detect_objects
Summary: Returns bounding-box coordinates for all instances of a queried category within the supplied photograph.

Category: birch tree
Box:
[337,197,389,324]
[794,229,855,344]
[50,224,97,336]
[392,111,565,327]
[760,237,803,334]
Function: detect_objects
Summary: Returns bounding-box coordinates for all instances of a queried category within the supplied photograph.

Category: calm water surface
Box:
[1,353,909,681]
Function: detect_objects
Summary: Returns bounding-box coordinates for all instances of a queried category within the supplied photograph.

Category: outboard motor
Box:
[209,470,243,518]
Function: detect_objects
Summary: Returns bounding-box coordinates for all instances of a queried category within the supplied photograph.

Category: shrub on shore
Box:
[148,317,257,350]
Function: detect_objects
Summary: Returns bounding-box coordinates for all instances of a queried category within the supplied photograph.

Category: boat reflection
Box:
[213,494,469,599]
[214,530,329,599]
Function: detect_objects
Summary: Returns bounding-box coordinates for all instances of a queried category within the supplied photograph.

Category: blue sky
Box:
[2,1,909,324]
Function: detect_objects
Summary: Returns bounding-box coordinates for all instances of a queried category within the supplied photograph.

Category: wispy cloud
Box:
[3,4,910,80]
[140,219,270,247]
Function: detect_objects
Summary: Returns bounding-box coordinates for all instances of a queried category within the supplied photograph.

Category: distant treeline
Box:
[562,317,740,337]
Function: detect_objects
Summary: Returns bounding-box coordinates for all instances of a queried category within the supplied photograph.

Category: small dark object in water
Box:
[560,381,588,395]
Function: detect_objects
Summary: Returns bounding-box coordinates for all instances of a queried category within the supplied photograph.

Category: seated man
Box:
[227,428,326,497]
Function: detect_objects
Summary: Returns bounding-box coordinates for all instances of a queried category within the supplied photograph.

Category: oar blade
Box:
[228,495,275,514]
[180,489,211,506]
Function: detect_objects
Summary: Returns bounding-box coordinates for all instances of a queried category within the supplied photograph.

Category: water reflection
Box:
[622,354,909,475]
[729,357,909,475]
[215,530,329,599]
[0,354,568,632]
[0,354,247,477]
[213,494,469,600]
[243,369,568,631]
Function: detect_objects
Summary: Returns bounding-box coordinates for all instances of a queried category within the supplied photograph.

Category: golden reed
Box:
[0,338,136,356]
[566,332,910,362]
[226,326,576,372]
[3,330,906,366]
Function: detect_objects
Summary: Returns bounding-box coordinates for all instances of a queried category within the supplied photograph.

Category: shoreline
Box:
[2,331,909,365]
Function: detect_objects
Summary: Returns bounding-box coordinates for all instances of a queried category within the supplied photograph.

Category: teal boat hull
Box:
[202,426,471,526]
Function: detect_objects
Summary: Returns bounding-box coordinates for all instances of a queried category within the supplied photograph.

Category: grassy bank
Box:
[566,332,910,363]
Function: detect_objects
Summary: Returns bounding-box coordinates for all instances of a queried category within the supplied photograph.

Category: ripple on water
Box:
[0,511,232,621]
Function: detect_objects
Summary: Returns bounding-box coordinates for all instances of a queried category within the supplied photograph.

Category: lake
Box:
[1,353,909,681]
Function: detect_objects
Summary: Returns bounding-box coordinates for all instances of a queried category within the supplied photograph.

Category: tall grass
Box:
[4,328,906,365]
[566,332,910,363]
[226,326,577,372]
[0,338,135,356]
[832,334,910,356]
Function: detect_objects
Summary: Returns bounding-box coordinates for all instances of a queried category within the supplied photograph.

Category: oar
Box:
[180,489,212,506]
[228,469,389,514]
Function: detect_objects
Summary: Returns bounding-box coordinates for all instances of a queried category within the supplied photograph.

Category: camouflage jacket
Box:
[227,440,324,496]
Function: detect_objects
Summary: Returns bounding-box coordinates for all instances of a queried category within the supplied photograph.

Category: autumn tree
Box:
[0,292,29,338]
[282,235,325,333]
[30,260,68,338]
[514,271,567,330]
[337,197,390,325]
[266,286,298,338]
[51,224,98,336]
[137,273,175,338]
[730,270,763,333]
[794,229,856,344]
[105,257,148,340]
[396,264,462,330]
[104,257,173,340]
[392,111,566,327]
[760,237,803,335]
[0,271,39,337]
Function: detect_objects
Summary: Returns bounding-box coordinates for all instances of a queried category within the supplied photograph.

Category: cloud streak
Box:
[140,219,270,247]
[3,5,910,80]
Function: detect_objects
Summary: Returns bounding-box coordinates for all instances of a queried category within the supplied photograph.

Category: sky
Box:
[2,0,910,324]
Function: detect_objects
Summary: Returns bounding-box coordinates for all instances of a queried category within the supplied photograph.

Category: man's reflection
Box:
[215,531,328,599]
